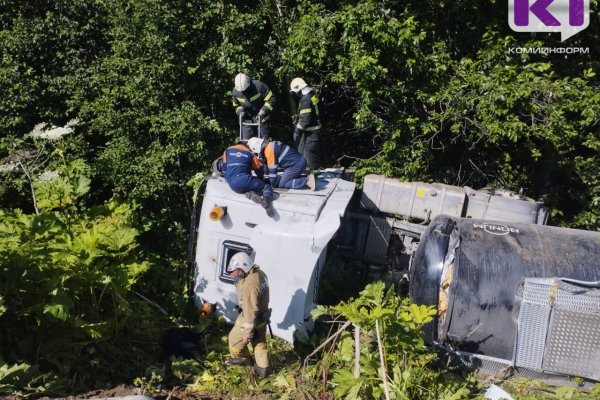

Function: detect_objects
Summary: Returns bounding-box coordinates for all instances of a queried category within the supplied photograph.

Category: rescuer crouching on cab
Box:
[224,252,271,378]
[247,137,316,191]
[217,141,276,217]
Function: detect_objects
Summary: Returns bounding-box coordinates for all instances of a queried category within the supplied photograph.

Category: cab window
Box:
[219,240,254,283]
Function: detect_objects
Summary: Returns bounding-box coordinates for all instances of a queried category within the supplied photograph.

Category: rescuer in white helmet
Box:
[225,251,271,378]
[232,73,276,140]
[247,137,316,190]
[220,141,275,217]
[290,77,321,170]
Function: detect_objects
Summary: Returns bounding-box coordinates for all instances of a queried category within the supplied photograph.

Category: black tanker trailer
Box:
[410,216,600,384]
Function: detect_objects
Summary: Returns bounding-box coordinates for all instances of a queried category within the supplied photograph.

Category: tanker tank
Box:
[410,215,600,383]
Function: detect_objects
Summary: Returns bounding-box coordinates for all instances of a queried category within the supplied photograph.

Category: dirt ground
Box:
[0,386,224,400]
[6,384,305,400]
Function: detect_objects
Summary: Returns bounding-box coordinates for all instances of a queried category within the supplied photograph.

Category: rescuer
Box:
[247,137,316,191]
[233,73,276,140]
[225,252,271,378]
[220,141,275,217]
[290,77,321,170]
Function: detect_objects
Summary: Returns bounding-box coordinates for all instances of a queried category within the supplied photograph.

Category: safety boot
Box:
[253,364,270,378]
[261,196,275,218]
[245,191,262,204]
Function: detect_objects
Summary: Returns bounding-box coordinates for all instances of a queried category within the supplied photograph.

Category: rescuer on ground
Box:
[225,252,271,378]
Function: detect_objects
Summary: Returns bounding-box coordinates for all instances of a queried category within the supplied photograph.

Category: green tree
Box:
[278,0,599,229]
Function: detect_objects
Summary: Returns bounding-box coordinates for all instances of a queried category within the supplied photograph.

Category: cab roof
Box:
[208,169,356,221]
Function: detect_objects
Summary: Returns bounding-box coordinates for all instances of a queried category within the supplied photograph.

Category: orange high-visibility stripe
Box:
[264,142,276,167]
[224,144,259,164]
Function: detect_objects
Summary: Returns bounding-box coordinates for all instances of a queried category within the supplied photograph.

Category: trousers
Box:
[228,316,269,369]
[227,175,273,198]
[278,157,308,189]
[296,131,320,170]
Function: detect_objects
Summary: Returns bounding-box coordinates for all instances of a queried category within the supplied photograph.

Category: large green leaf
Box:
[42,292,73,322]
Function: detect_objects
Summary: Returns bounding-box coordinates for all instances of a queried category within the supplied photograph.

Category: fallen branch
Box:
[303,321,351,368]
[134,291,170,317]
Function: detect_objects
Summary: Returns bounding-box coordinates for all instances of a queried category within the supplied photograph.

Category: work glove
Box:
[254,110,266,122]
[293,128,300,145]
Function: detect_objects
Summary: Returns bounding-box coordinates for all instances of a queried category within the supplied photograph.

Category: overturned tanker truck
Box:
[188,171,600,384]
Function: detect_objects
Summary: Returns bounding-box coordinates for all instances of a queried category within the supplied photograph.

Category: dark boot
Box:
[253,364,270,378]
[245,191,262,204]
[261,196,275,218]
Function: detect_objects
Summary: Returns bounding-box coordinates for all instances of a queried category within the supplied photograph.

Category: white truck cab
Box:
[191,170,355,343]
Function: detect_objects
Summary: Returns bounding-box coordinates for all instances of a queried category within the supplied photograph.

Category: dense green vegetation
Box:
[1,0,599,397]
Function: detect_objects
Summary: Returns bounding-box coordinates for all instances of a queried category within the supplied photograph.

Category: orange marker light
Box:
[209,205,226,221]
[198,302,215,320]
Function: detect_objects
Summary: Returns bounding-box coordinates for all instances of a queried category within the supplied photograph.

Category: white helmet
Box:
[234,73,251,91]
[247,137,264,154]
[229,252,253,273]
[290,77,307,93]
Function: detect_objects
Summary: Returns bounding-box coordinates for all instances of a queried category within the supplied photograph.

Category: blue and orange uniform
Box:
[222,143,273,198]
[262,140,308,189]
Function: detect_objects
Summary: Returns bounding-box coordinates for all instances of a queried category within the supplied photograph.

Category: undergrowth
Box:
[130,282,600,400]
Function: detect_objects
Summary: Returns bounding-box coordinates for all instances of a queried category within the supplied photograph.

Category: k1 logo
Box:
[509,0,590,41]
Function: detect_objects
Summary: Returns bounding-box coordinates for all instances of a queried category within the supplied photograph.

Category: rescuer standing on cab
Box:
[290,77,321,170]
[233,73,276,140]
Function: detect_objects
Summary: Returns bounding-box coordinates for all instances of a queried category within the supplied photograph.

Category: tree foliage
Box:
[280,0,599,228]
[2,0,598,229]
